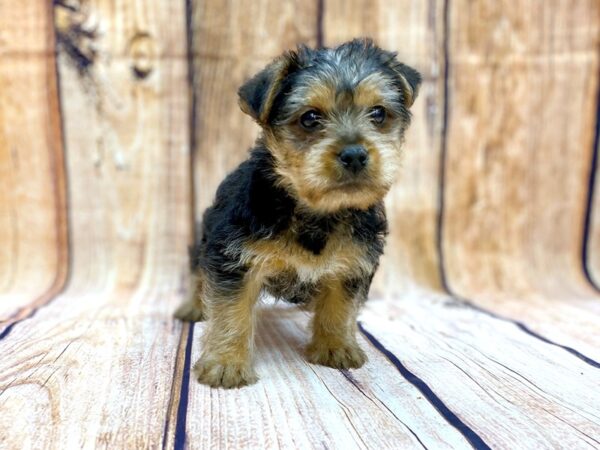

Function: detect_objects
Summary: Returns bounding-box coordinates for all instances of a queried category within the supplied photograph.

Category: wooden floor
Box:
[2,0,600,449]
[2,292,600,449]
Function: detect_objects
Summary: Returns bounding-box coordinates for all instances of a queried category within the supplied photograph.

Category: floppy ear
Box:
[394,63,422,108]
[238,52,299,125]
[383,53,422,108]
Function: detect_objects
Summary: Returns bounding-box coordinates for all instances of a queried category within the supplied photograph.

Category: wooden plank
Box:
[323,0,446,296]
[360,294,600,449]
[183,303,470,450]
[0,1,68,325]
[441,0,600,346]
[0,0,190,448]
[177,295,600,450]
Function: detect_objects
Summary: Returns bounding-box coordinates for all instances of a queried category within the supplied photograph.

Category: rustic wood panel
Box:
[181,303,470,450]
[441,0,600,345]
[1,1,599,449]
[0,1,67,325]
[360,294,600,449]
[0,0,191,448]
[190,0,320,217]
[323,0,445,296]
[173,296,600,450]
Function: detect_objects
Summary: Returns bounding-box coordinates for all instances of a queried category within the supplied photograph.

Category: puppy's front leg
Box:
[306,278,368,369]
[193,275,261,388]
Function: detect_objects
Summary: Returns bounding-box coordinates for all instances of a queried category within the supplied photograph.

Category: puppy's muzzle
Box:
[338,145,369,175]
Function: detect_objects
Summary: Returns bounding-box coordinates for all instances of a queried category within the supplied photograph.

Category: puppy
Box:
[175,38,421,388]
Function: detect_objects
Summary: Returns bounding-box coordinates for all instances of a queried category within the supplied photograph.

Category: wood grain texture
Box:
[360,294,600,449]
[190,0,320,218]
[323,0,446,296]
[0,1,190,448]
[441,0,600,348]
[178,296,600,450]
[0,1,68,326]
[181,303,471,450]
[1,1,599,449]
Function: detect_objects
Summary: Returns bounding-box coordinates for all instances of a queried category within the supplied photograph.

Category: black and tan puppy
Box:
[175,38,421,388]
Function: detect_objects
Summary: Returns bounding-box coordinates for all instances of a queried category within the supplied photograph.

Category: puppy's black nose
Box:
[338,145,369,174]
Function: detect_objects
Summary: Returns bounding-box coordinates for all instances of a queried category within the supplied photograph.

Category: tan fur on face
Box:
[264,73,406,213]
[303,80,337,113]
[353,75,386,108]
[265,128,403,213]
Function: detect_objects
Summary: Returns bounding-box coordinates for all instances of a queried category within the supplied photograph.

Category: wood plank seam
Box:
[435,0,452,295]
[162,323,194,450]
[316,0,324,48]
[185,0,198,245]
[358,322,492,450]
[582,83,600,292]
[459,299,600,369]
[0,0,70,341]
[340,371,428,449]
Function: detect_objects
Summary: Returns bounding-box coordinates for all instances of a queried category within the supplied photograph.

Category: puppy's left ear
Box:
[238,51,300,125]
[383,53,422,108]
[394,63,422,108]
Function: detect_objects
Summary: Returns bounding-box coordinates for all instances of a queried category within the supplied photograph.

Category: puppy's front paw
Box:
[174,301,205,322]
[306,341,367,369]
[193,358,257,388]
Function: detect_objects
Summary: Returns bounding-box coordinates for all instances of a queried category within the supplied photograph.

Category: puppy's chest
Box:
[243,216,370,282]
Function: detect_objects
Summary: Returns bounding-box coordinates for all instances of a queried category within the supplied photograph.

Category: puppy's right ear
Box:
[238,51,300,125]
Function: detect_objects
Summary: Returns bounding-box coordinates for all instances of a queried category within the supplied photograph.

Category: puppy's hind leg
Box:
[174,272,206,322]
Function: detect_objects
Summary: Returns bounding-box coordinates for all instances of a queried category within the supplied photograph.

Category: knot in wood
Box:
[128,32,155,80]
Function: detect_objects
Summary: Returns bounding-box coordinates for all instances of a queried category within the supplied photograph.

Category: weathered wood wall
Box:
[441,0,600,356]
[1,0,599,448]
[2,0,192,447]
[0,1,68,326]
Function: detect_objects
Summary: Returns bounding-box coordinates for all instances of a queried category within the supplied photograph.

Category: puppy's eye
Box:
[369,106,386,124]
[300,110,323,130]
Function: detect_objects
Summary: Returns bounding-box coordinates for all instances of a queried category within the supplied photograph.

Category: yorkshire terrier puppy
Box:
[175,38,421,388]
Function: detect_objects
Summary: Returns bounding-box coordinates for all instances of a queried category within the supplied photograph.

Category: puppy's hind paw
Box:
[174,301,205,322]
[306,342,367,369]
[193,358,258,389]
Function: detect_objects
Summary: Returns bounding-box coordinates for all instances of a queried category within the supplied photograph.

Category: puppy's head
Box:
[239,38,421,213]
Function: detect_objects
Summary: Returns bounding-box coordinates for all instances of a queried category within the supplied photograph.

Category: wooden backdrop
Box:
[1,1,600,449]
